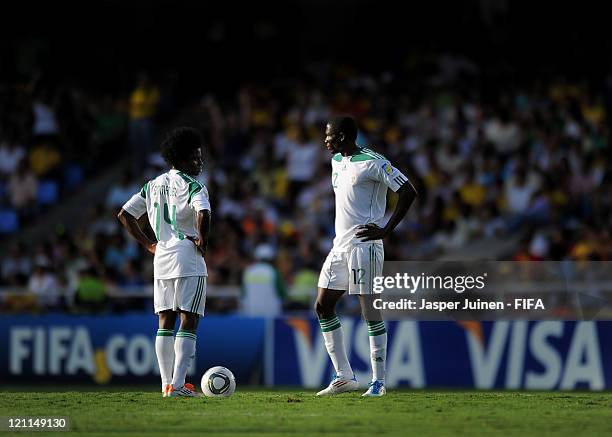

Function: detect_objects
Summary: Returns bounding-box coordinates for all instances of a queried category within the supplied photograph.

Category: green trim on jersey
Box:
[140,182,148,198]
[176,171,195,184]
[176,171,204,205]
[350,147,386,162]
[361,147,386,159]
[188,182,203,204]
[350,152,377,162]
[333,148,386,162]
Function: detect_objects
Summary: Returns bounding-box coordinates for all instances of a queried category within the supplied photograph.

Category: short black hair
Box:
[329,115,358,142]
[160,127,203,168]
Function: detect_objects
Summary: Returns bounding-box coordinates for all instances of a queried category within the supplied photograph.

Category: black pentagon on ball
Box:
[208,372,231,394]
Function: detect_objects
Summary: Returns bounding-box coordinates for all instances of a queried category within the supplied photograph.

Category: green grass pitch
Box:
[1,389,610,436]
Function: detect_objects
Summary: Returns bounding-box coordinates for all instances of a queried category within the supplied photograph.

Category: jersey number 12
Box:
[352,268,365,284]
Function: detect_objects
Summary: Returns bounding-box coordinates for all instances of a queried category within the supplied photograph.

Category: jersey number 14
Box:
[153,202,185,240]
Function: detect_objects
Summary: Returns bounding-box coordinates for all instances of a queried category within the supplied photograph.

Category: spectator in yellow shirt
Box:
[29,141,61,176]
[459,166,486,207]
[129,73,159,172]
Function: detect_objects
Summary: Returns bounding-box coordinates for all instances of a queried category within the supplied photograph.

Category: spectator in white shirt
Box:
[106,172,138,208]
[28,263,61,309]
[0,138,26,177]
[8,159,38,211]
[286,131,321,207]
[504,166,540,214]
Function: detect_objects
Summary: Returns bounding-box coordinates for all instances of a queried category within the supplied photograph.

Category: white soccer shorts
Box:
[154,275,207,316]
[317,242,384,294]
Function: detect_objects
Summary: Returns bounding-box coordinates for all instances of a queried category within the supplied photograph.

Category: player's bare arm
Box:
[187,209,211,256]
[117,208,157,254]
[356,181,418,242]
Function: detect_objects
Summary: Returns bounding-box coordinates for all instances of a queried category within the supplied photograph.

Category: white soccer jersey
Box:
[330,148,409,251]
[122,169,211,279]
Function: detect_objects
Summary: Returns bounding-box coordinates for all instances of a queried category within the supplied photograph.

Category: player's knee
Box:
[158,310,176,330]
[179,311,199,331]
[314,300,323,318]
[314,299,333,319]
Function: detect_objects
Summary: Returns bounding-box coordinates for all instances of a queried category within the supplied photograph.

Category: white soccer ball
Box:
[201,366,236,397]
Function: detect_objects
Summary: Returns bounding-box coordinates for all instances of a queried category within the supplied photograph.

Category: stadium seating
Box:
[0,209,19,233]
[63,164,84,191]
[37,180,59,205]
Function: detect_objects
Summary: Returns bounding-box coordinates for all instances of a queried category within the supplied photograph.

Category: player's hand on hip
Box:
[356,223,387,242]
[187,235,206,256]
[147,243,157,255]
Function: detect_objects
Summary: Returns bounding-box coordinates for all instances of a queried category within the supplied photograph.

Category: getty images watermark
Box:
[372,272,544,311]
[363,261,612,321]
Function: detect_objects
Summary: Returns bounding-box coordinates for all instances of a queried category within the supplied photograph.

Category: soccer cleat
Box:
[362,380,386,397]
[167,383,199,397]
[316,374,359,396]
[162,384,172,398]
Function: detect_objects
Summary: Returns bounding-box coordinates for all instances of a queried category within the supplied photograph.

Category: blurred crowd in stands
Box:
[1,60,611,313]
[0,74,129,231]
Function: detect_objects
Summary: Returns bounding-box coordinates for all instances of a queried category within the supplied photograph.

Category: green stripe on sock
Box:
[176,330,197,340]
[156,332,174,337]
[319,317,340,327]
[320,322,341,332]
[319,322,340,330]
[176,331,196,336]
[319,317,340,325]
[319,316,339,324]
[367,321,385,328]
[368,327,387,336]
[319,317,341,332]
[367,321,386,336]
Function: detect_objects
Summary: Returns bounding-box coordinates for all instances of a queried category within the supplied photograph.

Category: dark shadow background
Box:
[1,1,609,98]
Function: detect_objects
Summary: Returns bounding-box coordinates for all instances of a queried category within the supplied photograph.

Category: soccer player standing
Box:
[316,116,417,397]
[118,127,211,398]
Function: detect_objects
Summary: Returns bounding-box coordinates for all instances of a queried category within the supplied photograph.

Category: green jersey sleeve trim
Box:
[177,170,204,187]
[177,171,204,205]
[177,171,197,184]
[188,181,203,204]
[349,147,386,162]
[350,153,376,162]
[139,182,148,198]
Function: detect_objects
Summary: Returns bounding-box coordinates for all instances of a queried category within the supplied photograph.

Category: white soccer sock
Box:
[155,329,175,391]
[319,316,354,380]
[367,321,387,383]
[171,330,197,389]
